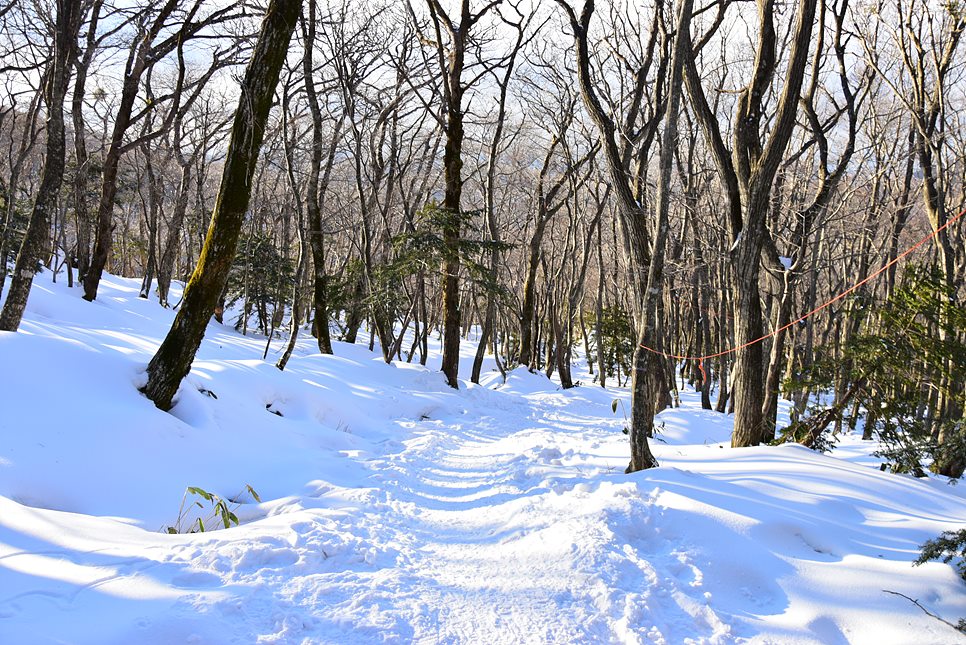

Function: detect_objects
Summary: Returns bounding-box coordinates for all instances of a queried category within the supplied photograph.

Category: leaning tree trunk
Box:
[0,0,81,331]
[276,218,306,372]
[141,0,301,410]
[81,53,144,300]
[470,20,520,384]
[81,0,188,302]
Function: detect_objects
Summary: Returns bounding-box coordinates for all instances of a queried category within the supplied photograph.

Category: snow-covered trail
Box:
[344,400,722,644]
[2,273,966,644]
[154,382,966,645]
[174,384,729,643]
[188,385,736,644]
[2,370,964,644]
[0,377,735,644]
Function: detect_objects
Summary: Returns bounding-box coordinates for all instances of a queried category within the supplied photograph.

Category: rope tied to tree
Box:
[639,204,966,373]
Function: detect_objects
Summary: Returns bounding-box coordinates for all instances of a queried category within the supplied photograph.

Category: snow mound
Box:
[1,272,964,644]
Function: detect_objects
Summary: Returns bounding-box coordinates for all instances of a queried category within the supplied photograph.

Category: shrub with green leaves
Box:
[225,233,295,335]
[591,305,635,385]
[166,485,261,534]
[781,266,966,476]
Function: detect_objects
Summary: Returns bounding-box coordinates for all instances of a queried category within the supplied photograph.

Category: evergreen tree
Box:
[225,233,295,335]
[782,266,966,477]
[590,305,634,386]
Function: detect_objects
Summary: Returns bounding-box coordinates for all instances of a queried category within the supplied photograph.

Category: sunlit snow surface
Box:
[1,271,965,644]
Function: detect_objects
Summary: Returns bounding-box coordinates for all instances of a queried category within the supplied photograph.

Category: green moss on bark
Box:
[141,0,302,411]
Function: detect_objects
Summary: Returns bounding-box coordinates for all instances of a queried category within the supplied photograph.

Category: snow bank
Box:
[1,271,964,644]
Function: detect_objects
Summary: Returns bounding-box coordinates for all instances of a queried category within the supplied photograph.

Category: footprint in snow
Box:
[171,571,222,588]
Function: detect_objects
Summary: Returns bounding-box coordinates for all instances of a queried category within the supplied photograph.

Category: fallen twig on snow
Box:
[882,589,965,633]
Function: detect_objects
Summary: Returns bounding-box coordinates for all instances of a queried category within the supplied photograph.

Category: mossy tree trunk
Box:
[141,0,302,411]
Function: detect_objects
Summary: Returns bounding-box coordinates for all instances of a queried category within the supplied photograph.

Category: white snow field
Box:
[1,272,965,645]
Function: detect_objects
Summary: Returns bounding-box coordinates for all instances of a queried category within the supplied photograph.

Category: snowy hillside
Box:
[1,272,965,644]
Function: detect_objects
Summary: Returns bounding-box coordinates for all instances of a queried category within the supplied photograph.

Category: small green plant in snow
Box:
[166,484,260,534]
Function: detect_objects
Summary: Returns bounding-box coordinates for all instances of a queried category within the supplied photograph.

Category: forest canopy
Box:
[0,0,964,475]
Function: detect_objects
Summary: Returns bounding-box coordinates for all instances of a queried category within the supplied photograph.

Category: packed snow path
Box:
[4,385,965,644]
[331,398,734,644]
[2,275,966,643]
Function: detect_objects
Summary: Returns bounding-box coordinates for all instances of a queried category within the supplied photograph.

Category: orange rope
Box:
[640,204,966,363]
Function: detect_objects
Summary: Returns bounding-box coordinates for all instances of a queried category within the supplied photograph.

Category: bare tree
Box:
[556,0,692,471]
[81,0,244,301]
[470,4,528,384]
[0,0,83,331]
[414,0,503,388]
[682,0,818,447]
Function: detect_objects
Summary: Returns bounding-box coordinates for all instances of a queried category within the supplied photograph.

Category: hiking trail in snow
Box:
[1,273,965,644]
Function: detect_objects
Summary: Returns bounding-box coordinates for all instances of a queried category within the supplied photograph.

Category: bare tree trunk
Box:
[82,0,239,301]
[625,0,693,471]
[83,0,182,301]
[71,0,104,283]
[0,0,81,331]
[423,0,502,387]
[157,160,191,307]
[276,235,305,371]
[470,17,522,383]
[557,0,691,470]
[684,0,817,447]
[302,0,340,356]
[760,272,793,437]
[595,231,607,388]
[138,146,161,299]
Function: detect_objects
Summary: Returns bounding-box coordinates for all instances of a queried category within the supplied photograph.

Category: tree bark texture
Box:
[0,0,82,331]
[141,0,301,410]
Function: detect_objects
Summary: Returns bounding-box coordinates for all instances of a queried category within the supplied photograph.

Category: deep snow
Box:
[1,271,965,644]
